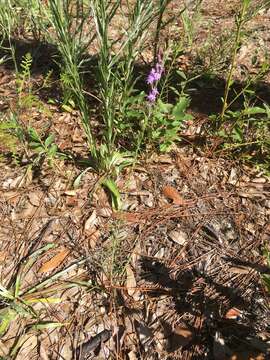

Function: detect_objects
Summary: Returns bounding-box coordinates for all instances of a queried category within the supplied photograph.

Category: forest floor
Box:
[0,1,269,359]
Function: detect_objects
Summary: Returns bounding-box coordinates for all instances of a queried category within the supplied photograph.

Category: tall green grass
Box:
[1,0,269,175]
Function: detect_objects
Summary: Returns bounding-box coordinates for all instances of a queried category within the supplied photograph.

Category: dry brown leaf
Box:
[0,74,10,85]
[84,210,97,231]
[28,191,43,207]
[0,340,9,358]
[126,264,137,297]
[0,251,8,262]
[96,207,112,218]
[16,203,37,219]
[59,338,73,360]
[65,196,78,207]
[225,308,241,320]
[39,248,70,273]
[163,185,184,205]
[168,230,188,245]
[16,334,37,360]
[113,212,140,223]
[0,190,19,201]
[128,350,138,360]
[88,228,100,249]
[72,127,82,143]
[39,344,50,360]
[171,325,193,348]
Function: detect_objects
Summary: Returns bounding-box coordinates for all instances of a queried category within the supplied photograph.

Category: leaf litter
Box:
[0,2,270,359]
[0,149,269,359]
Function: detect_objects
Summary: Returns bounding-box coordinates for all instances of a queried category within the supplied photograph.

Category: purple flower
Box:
[146,63,164,85]
[146,56,164,103]
[147,68,161,84]
[147,87,159,102]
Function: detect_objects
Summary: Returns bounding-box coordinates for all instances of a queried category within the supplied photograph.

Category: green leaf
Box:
[0,308,17,334]
[242,107,266,116]
[243,0,251,7]
[28,141,41,148]
[73,167,92,189]
[102,178,121,210]
[28,128,40,142]
[183,114,194,121]
[264,103,270,118]
[48,143,58,157]
[262,275,270,293]
[232,126,243,142]
[0,284,14,300]
[159,142,171,152]
[25,258,87,295]
[61,104,74,113]
[157,100,173,113]
[169,86,181,97]
[226,110,241,118]
[16,243,55,297]
[31,146,44,153]
[172,96,190,121]
[44,134,55,148]
[176,70,187,80]
[10,302,32,317]
[14,274,21,298]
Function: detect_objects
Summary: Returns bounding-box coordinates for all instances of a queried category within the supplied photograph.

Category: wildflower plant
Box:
[146,57,164,103]
[142,55,193,152]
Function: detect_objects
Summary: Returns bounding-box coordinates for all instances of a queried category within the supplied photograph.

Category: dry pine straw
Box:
[0,149,269,359]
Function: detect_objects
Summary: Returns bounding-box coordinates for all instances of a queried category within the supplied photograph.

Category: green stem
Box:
[220,1,249,122]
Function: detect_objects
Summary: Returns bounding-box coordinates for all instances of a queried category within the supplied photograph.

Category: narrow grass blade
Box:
[30,321,65,331]
[102,178,121,210]
[24,259,87,295]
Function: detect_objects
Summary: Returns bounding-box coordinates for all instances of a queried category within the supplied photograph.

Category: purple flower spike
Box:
[155,62,164,76]
[147,87,159,102]
[146,64,164,85]
[146,55,164,103]
[147,69,157,84]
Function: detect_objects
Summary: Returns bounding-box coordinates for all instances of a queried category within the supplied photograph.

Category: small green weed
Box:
[148,96,193,152]
[0,116,20,159]
[27,127,61,166]
[0,52,60,167]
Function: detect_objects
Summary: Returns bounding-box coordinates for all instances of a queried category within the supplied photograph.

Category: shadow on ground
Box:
[139,257,269,359]
[1,37,270,117]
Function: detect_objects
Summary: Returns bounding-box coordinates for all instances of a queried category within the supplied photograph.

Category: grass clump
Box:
[0,0,269,176]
